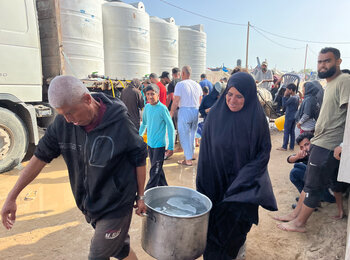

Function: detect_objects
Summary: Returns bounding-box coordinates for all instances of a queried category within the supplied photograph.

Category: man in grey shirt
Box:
[253,61,274,91]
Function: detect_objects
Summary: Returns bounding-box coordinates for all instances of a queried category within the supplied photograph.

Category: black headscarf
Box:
[196,72,277,212]
[295,81,320,121]
[199,87,220,119]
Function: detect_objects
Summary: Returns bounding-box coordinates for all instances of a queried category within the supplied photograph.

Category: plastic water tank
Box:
[150,17,178,75]
[179,25,207,81]
[102,1,150,80]
[59,0,104,78]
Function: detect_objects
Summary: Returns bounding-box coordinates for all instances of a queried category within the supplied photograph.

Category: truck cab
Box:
[0,0,51,172]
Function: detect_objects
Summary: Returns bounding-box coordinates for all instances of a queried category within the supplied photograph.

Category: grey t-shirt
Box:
[312,73,350,150]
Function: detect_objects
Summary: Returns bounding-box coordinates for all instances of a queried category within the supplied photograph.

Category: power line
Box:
[307,46,319,57]
[158,0,246,27]
[251,25,350,45]
[159,0,350,45]
[251,26,304,50]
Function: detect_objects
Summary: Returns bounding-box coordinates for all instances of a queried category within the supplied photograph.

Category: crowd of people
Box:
[1,46,350,260]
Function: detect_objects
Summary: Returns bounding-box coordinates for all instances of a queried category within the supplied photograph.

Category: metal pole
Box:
[304,44,308,80]
[246,21,250,69]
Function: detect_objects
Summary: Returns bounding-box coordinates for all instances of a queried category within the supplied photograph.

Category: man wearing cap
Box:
[253,61,274,91]
[149,73,167,105]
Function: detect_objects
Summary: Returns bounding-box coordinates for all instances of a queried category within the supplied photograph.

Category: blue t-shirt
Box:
[199,79,213,93]
[283,95,299,120]
[139,102,175,150]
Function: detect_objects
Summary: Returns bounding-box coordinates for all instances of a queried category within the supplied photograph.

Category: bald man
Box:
[170,66,202,166]
[1,75,147,260]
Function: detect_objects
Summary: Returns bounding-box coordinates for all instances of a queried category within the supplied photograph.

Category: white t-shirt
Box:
[174,79,202,108]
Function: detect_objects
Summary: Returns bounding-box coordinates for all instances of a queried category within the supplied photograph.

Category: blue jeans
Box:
[290,163,306,193]
[283,118,295,149]
[178,107,198,160]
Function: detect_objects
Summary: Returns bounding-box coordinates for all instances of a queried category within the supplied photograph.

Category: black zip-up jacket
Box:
[34,93,147,222]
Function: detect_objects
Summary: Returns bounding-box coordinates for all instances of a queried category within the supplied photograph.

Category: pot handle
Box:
[142,211,156,222]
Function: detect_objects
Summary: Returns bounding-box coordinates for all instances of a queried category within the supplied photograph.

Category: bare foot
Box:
[332,212,346,220]
[277,220,306,233]
[273,212,297,222]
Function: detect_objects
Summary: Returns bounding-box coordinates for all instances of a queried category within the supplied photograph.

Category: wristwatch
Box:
[136,195,145,201]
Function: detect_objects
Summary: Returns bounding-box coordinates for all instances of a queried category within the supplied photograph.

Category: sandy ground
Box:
[0,130,347,260]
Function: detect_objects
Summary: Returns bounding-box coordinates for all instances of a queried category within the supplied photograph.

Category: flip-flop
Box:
[177,160,192,166]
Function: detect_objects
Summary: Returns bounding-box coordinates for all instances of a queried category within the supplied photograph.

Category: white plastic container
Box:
[179,25,207,81]
[102,1,150,79]
[59,0,105,78]
[150,17,178,75]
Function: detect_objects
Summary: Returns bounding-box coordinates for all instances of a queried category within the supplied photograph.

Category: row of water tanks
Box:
[58,0,206,81]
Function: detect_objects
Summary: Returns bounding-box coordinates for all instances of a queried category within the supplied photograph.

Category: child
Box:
[277,83,299,151]
[139,84,175,190]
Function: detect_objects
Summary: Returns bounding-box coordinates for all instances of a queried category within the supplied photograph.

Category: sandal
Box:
[177,160,192,166]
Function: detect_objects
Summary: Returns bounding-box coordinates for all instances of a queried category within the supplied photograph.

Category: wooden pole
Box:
[304,44,308,80]
[245,21,250,69]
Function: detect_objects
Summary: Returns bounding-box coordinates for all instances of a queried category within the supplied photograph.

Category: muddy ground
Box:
[0,130,346,259]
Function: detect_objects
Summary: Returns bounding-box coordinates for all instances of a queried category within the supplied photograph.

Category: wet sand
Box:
[0,130,346,259]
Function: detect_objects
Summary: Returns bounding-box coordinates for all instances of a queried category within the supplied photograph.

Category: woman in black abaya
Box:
[196,72,277,260]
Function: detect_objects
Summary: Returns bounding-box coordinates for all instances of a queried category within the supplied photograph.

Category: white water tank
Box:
[102,1,150,80]
[179,25,207,81]
[150,17,178,75]
[59,0,104,78]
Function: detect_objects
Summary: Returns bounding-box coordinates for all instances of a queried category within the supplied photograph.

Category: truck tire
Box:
[0,108,28,173]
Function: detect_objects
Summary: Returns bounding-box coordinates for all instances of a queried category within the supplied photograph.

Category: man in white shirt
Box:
[253,61,274,91]
[170,65,202,166]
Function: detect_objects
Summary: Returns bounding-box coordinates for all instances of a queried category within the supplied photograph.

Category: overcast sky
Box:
[122,0,350,72]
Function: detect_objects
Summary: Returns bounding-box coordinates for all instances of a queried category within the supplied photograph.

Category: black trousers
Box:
[145,146,168,190]
[303,144,348,208]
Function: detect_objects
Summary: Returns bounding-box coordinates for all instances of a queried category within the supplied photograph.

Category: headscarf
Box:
[199,87,220,119]
[196,72,277,212]
[295,81,320,121]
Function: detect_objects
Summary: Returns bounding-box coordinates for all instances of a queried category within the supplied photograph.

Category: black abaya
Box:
[196,72,277,259]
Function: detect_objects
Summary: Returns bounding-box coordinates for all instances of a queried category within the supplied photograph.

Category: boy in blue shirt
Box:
[277,83,299,151]
[139,84,175,189]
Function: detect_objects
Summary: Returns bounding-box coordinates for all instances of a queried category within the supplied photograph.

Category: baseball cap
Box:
[262,61,268,66]
[160,71,170,79]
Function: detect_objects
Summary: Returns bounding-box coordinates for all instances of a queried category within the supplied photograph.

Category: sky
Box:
[123,0,350,72]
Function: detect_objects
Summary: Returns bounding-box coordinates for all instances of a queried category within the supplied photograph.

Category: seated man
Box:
[287,132,335,208]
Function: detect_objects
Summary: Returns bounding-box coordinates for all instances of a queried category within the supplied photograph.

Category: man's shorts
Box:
[88,209,133,260]
[303,144,345,207]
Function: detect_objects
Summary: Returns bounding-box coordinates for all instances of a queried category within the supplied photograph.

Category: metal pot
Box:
[141,186,212,260]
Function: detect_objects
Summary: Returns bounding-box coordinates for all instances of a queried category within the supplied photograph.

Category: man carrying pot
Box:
[1,75,148,260]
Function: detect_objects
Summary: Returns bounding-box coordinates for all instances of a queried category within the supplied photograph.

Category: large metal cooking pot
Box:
[141,186,212,260]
